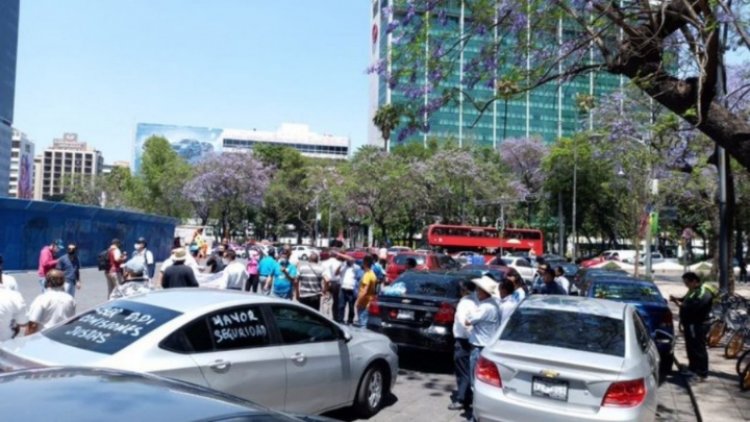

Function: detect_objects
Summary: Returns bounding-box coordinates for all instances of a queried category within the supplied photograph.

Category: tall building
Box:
[368,1,620,149]
[9,129,34,199]
[0,0,20,196]
[134,123,350,173]
[38,133,104,200]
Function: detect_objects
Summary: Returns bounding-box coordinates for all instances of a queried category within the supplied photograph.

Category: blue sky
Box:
[14,0,371,163]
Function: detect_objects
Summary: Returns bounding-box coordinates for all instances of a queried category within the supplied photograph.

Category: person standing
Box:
[449,280,477,411]
[56,243,81,297]
[466,276,501,379]
[132,237,155,280]
[266,251,297,300]
[26,269,76,335]
[338,257,362,325]
[554,266,570,294]
[297,253,325,310]
[507,269,527,303]
[220,249,248,290]
[161,248,200,289]
[322,249,344,321]
[245,247,260,292]
[106,239,127,296]
[539,267,567,295]
[0,281,28,340]
[670,272,713,380]
[206,244,227,274]
[37,240,60,292]
[498,280,518,326]
[355,256,378,327]
[110,262,152,300]
[258,247,278,295]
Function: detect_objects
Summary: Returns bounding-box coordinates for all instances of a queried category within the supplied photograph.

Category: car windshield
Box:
[592,282,663,303]
[394,255,426,266]
[501,308,625,357]
[382,273,461,298]
[44,301,182,355]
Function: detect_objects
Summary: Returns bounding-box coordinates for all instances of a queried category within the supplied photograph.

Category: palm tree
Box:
[373,104,402,151]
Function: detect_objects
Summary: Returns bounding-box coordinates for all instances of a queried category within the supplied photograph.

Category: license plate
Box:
[532,377,568,401]
[396,310,415,320]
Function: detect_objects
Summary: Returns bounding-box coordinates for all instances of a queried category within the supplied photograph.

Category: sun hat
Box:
[472,275,498,296]
[171,247,187,262]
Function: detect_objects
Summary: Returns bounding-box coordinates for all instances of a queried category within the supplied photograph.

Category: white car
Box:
[0,289,398,417]
[501,256,536,283]
[290,245,320,263]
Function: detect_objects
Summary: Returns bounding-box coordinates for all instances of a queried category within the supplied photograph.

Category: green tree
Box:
[131,136,192,218]
[373,104,402,150]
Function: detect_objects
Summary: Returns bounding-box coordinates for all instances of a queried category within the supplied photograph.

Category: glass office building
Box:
[367,0,621,149]
[0,0,20,196]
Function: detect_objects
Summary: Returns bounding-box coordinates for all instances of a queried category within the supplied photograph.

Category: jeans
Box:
[329,283,342,322]
[470,346,484,383]
[453,339,472,407]
[357,308,369,327]
[339,288,356,324]
[685,323,708,377]
[64,281,77,297]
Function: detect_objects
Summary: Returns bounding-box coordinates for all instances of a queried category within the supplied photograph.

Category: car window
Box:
[44,301,182,355]
[270,306,338,344]
[592,282,663,303]
[501,308,625,357]
[162,305,271,353]
[381,273,461,298]
[633,313,651,353]
[439,255,458,269]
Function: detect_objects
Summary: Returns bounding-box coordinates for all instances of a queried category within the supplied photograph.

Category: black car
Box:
[0,367,337,422]
[366,271,472,353]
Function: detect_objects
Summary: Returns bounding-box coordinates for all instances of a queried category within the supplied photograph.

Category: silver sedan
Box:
[0,289,398,417]
[473,295,659,422]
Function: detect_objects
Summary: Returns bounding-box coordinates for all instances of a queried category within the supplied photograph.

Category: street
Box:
[8,266,699,421]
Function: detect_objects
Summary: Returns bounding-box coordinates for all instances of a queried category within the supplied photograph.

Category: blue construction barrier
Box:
[0,198,178,271]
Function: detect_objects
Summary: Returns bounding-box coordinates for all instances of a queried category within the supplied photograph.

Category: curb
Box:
[672,354,703,422]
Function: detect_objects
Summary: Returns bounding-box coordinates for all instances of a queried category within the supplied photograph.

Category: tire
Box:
[707,320,726,347]
[741,363,750,391]
[724,332,745,359]
[736,348,750,375]
[353,365,387,418]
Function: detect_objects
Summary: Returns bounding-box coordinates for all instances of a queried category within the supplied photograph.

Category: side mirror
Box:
[340,326,353,343]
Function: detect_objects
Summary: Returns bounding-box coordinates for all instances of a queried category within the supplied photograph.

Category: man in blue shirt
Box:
[56,243,81,297]
[258,247,279,295]
[539,267,567,295]
[268,252,298,300]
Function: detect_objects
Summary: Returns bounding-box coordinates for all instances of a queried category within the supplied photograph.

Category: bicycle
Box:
[724,313,750,358]
[706,293,748,347]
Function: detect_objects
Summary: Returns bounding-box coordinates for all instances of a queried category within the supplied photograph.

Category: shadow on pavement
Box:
[323,393,398,421]
[397,348,454,375]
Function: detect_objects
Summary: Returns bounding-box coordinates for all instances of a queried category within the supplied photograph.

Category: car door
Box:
[161,305,287,410]
[267,304,350,414]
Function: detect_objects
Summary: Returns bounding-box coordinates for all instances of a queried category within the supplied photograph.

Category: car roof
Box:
[520,295,627,320]
[123,289,290,314]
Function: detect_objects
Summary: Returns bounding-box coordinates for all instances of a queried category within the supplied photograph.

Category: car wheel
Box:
[707,320,726,347]
[724,332,745,359]
[354,365,386,418]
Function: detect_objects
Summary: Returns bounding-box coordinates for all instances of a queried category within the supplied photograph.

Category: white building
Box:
[9,128,34,199]
[222,123,349,160]
[38,133,104,200]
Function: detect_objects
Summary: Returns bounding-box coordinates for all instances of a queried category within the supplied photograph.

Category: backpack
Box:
[97,249,111,271]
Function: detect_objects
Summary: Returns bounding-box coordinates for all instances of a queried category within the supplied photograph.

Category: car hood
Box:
[343,325,392,347]
[0,333,108,370]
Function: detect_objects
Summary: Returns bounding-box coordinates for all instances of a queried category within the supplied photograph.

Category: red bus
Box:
[425,224,544,256]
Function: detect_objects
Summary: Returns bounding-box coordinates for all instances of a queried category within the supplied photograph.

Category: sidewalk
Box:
[656,280,750,421]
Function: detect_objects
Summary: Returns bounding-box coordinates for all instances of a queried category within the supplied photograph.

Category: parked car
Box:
[367,271,472,353]
[387,246,412,256]
[0,367,337,422]
[582,276,675,376]
[572,267,628,293]
[473,295,659,421]
[0,289,398,417]
[290,245,321,262]
[499,256,536,283]
[385,252,459,283]
[453,250,484,265]
[456,264,508,282]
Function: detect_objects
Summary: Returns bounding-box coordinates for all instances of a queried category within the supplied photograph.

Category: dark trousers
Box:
[299,295,321,311]
[453,338,473,407]
[245,274,260,292]
[339,288,356,324]
[685,323,708,377]
[329,283,342,322]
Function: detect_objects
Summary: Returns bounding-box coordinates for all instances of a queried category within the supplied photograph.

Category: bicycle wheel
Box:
[741,363,750,391]
[736,348,750,375]
[724,332,745,358]
[707,320,726,347]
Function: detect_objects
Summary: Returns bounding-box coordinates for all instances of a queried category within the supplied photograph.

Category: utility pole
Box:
[717,0,731,293]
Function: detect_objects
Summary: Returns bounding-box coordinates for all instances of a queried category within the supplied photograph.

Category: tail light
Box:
[475,356,502,388]
[433,303,455,325]
[368,298,380,316]
[602,378,646,407]
[660,310,673,329]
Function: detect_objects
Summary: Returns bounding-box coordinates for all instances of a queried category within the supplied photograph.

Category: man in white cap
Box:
[465,275,501,380]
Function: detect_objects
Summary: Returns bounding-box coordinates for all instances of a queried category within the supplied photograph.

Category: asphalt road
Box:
[9,267,698,421]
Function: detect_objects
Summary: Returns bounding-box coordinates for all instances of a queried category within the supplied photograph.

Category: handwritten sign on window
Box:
[44,301,182,355]
[208,307,269,349]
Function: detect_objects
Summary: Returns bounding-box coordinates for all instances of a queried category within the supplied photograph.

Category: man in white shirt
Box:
[220,250,248,290]
[26,269,76,334]
[0,286,28,340]
[449,280,478,411]
[466,276,501,381]
[339,258,361,325]
[0,256,18,291]
[321,250,344,321]
[498,280,518,326]
[554,266,570,294]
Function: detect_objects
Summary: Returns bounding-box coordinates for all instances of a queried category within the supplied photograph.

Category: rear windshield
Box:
[44,301,182,355]
[394,255,426,266]
[382,273,461,298]
[593,282,663,303]
[501,308,625,357]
